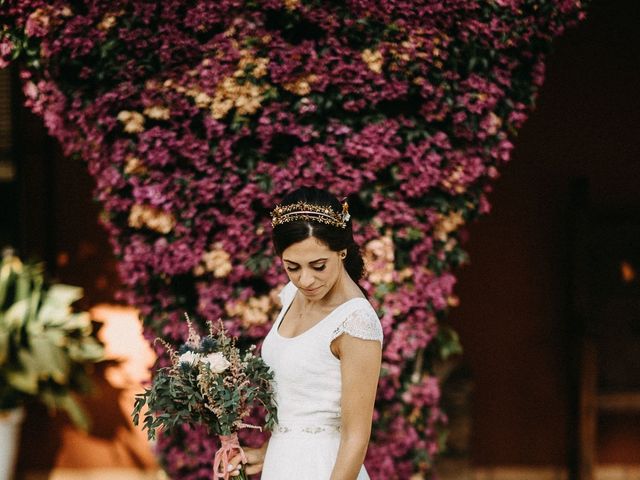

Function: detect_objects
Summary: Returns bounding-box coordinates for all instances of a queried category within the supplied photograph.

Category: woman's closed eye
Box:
[287,265,326,272]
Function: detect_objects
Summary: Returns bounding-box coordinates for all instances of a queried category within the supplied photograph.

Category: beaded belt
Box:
[273,423,341,435]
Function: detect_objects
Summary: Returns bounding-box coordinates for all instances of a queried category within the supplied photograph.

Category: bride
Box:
[224,186,383,479]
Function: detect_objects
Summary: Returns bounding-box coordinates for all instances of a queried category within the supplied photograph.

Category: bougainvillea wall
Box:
[0,1,587,478]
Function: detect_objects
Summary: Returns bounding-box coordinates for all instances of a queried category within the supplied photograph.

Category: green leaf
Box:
[7,351,39,394]
[405,227,424,241]
[374,282,394,297]
[437,326,463,360]
[0,253,103,416]
[30,334,71,383]
[4,299,28,331]
[0,330,7,364]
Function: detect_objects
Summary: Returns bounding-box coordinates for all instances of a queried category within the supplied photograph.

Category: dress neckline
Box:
[275,285,367,341]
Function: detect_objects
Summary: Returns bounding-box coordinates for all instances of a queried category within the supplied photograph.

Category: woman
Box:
[225,186,383,479]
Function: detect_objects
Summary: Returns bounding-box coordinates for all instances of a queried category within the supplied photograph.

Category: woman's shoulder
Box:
[341,292,377,315]
[332,297,383,345]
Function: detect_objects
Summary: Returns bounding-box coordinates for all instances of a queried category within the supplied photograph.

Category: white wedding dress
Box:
[260,281,384,480]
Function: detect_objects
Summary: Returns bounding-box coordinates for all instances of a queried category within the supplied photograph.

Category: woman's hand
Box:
[227,441,269,477]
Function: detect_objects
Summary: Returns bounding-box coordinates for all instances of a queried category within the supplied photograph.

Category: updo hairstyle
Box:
[271,187,365,287]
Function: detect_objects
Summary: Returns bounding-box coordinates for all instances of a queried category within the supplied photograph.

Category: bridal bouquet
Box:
[132,315,277,480]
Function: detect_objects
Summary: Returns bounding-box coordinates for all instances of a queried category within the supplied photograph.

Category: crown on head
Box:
[271,200,351,229]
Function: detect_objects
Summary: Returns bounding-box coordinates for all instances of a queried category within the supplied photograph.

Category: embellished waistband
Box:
[272,423,341,435]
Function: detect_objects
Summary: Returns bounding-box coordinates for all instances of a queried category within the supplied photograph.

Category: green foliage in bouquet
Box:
[133,316,278,440]
[0,250,104,429]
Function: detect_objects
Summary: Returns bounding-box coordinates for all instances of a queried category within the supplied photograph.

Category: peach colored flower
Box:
[248,295,270,312]
[362,49,384,74]
[193,90,213,108]
[128,204,176,234]
[225,294,272,328]
[143,105,171,120]
[433,211,465,241]
[117,110,145,133]
[194,243,232,278]
[440,166,468,193]
[364,232,395,284]
[97,13,118,31]
[485,112,502,135]
[242,306,269,328]
[237,51,269,78]
[124,156,147,175]
[398,267,414,281]
[283,74,317,96]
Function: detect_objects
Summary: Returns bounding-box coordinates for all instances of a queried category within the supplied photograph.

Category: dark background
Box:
[451,0,640,467]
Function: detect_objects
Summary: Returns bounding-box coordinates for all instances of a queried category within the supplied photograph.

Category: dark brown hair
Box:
[271,187,366,288]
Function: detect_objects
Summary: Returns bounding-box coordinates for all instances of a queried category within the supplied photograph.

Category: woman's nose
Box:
[299,268,315,287]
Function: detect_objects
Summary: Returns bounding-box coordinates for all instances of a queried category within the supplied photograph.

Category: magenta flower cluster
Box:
[0,1,587,478]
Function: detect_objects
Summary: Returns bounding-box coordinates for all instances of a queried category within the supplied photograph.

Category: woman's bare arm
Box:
[329,334,382,480]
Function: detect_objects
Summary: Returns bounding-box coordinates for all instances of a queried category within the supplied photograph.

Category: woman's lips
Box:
[302,286,321,294]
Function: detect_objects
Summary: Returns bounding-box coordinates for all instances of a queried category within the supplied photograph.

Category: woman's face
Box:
[281,236,345,300]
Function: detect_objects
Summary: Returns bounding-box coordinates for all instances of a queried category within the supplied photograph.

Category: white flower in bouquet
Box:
[201,352,231,374]
[178,351,200,365]
[133,316,278,480]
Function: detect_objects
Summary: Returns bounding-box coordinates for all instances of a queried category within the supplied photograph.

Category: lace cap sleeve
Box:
[330,307,383,346]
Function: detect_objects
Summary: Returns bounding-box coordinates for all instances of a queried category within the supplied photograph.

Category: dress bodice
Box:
[260,281,384,432]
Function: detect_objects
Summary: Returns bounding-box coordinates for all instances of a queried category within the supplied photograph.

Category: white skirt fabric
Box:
[261,430,370,480]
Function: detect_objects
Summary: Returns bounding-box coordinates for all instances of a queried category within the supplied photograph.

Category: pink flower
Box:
[0,36,13,68]
[25,8,53,37]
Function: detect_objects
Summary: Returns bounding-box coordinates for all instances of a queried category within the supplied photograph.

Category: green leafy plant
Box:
[0,250,104,430]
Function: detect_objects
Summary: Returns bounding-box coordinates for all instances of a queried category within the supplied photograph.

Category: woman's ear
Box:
[340,250,347,259]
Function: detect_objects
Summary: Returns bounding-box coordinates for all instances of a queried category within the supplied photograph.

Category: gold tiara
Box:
[271,200,351,229]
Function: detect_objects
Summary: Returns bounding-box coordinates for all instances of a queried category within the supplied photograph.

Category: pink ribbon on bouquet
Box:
[213,432,247,480]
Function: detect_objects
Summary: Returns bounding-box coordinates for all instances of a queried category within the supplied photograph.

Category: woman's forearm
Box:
[329,435,369,480]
